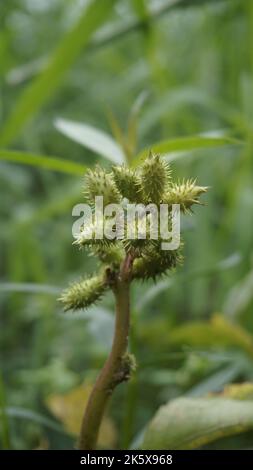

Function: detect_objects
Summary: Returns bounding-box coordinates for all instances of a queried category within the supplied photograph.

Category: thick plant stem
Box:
[78,256,132,450]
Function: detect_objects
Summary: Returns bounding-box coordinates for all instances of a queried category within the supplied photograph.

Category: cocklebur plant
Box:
[59,152,208,450]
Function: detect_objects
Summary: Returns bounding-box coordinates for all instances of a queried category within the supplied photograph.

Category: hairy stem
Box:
[78,255,132,450]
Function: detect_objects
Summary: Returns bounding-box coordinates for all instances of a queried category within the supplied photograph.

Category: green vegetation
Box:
[1,0,253,450]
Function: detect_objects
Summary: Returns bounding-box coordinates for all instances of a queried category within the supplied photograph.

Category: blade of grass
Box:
[0,0,117,146]
[5,0,228,86]
[0,149,85,175]
[0,282,61,295]
[54,118,125,164]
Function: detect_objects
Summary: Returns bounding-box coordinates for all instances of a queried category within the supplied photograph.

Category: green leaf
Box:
[54,118,125,164]
[133,132,242,165]
[0,0,117,146]
[142,396,253,449]
[0,149,85,175]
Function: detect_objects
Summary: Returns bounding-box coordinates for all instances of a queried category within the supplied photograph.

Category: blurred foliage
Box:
[46,380,117,448]
[1,0,253,450]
